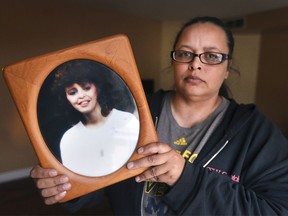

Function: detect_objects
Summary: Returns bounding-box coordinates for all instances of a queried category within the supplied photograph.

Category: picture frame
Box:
[2,34,158,202]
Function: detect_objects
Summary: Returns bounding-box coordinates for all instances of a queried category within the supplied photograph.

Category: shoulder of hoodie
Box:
[146,89,169,121]
[222,98,284,139]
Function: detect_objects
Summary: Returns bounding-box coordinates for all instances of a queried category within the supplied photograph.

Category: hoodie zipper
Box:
[154,116,159,129]
[203,139,229,168]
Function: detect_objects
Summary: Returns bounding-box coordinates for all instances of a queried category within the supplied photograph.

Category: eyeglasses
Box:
[171,50,231,65]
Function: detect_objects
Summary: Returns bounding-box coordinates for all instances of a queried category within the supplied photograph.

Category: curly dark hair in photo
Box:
[50,59,135,125]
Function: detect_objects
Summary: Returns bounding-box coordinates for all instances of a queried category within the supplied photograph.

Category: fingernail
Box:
[58,191,67,198]
[49,170,57,177]
[63,183,71,190]
[60,176,69,183]
[137,147,144,154]
[127,162,134,169]
[135,176,141,182]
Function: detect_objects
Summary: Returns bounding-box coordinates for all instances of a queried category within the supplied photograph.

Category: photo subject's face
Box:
[66,82,98,114]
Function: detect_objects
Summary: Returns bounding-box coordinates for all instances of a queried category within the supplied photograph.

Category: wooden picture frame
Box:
[2,34,158,202]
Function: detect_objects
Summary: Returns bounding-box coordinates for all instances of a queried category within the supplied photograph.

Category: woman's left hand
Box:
[127,142,185,186]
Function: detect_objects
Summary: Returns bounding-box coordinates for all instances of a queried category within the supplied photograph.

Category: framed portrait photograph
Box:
[3,34,158,202]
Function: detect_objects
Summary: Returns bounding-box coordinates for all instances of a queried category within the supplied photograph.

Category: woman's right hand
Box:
[30,165,72,205]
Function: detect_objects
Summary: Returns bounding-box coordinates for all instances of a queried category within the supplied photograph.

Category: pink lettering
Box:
[231,175,240,183]
[206,166,240,183]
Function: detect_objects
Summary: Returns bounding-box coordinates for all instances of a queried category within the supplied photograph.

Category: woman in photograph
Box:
[49,59,139,177]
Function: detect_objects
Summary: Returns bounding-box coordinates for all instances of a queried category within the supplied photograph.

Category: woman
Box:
[31,17,288,215]
[45,59,140,177]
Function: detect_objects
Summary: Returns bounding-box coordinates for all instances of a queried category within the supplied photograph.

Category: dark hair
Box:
[173,16,234,56]
[172,16,239,97]
[51,59,135,124]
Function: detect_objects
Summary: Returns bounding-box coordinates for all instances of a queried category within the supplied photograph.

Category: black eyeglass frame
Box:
[171,50,231,65]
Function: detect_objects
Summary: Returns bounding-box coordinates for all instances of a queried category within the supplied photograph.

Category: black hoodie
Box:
[65,89,288,215]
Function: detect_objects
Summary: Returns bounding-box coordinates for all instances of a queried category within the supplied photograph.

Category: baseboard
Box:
[0,167,32,184]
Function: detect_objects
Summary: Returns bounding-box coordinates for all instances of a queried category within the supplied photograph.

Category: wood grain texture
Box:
[2,34,158,202]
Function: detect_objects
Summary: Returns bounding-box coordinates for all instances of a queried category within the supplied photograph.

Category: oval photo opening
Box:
[37,59,140,177]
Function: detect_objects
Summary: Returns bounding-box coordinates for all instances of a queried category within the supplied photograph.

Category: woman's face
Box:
[65,82,98,114]
[173,22,230,101]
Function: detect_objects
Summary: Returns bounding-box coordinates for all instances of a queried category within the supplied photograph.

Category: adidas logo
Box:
[174,137,187,146]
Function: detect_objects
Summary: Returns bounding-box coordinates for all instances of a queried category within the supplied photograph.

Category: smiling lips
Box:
[78,99,90,107]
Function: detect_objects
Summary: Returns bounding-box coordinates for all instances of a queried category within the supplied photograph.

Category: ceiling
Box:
[75,0,288,21]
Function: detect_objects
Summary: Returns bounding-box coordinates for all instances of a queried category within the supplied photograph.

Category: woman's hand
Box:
[30,165,72,205]
[127,142,185,186]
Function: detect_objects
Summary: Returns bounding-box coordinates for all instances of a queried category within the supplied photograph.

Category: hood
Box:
[195,99,257,166]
